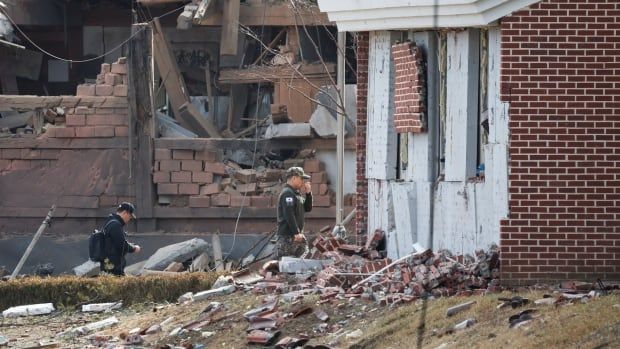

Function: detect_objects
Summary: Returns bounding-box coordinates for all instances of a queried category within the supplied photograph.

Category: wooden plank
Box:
[152,18,191,124]
[445,29,479,181]
[179,102,222,137]
[0,95,127,109]
[220,0,240,56]
[196,4,331,26]
[390,182,417,258]
[0,137,133,149]
[218,63,335,84]
[212,231,224,271]
[366,31,398,180]
[10,206,56,279]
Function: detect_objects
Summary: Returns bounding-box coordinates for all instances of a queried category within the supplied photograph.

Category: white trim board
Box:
[317,0,541,31]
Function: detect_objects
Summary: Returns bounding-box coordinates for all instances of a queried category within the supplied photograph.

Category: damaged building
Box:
[318,0,620,285]
[0,0,357,273]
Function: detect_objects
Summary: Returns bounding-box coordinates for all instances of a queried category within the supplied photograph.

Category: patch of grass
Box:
[0,273,220,310]
[347,291,620,349]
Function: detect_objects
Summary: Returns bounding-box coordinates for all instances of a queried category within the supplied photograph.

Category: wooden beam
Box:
[179,102,222,138]
[252,28,286,65]
[218,63,335,84]
[0,95,127,109]
[220,0,240,56]
[152,18,191,124]
[196,4,331,26]
[153,18,220,137]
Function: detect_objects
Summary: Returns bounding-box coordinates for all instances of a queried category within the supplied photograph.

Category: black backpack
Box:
[88,221,113,262]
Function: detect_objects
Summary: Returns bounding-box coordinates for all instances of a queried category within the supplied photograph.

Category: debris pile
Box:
[247,235,502,306]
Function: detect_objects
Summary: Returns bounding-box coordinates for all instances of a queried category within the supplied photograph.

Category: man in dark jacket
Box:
[101,202,141,276]
[276,167,313,258]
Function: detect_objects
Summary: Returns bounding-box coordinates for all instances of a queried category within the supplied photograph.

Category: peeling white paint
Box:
[366,31,397,180]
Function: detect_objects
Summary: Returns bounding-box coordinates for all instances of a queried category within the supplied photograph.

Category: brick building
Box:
[318,0,620,285]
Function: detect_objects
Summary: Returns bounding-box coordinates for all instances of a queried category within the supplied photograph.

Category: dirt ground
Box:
[1,287,619,349]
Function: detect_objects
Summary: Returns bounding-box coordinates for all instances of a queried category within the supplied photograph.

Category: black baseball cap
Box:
[118,202,136,219]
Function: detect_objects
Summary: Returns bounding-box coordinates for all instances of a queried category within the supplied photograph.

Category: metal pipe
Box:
[336,31,346,225]
[10,206,56,279]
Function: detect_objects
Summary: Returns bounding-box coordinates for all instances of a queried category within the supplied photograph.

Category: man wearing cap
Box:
[276,167,313,258]
[100,202,141,276]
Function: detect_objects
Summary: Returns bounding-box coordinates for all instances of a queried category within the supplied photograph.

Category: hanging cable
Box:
[0,3,185,64]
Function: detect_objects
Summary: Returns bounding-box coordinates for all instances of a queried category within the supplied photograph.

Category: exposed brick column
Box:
[391,41,426,133]
[499,0,620,285]
[355,32,369,244]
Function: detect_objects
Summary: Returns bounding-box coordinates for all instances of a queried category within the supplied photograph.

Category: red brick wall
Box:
[391,41,426,133]
[356,32,370,243]
[500,0,620,285]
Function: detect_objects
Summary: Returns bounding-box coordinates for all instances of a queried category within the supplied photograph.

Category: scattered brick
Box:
[111,62,127,75]
[76,84,96,96]
[205,162,227,175]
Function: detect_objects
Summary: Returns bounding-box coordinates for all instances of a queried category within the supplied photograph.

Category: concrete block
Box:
[211,193,231,207]
[309,104,347,138]
[104,73,122,86]
[189,253,210,272]
[204,162,227,175]
[311,171,328,184]
[171,171,192,183]
[94,126,115,137]
[114,126,129,136]
[142,238,209,271]
[66,114,86,126]
[73,260,100,277]
[172,149,194,160]
[158,183,178,195]
[195,149,218,161]
[159,160,181,172]
[95,84,114,96]
[192,171,213,184]
[82,302,122,313]
[313,195,331,207]
[236,182,257,194]
[181,160,203,171]
[233,169,257,183]
[113,85,128,97]
[200,183,220,195]
[230,195,247,207]
[2,303,55,317]
[111,62,127,74]
[192,285,236,302]
[76,84,96,96]
[179,183,199,195]
[153,172,170,183]
[75,126,95,138]
[264,123,313,139]
[189,196,211,207]
[304,159,323,173]
[154,149,172,160]
[251,196,271,208]
[101,63,111,74]
[278,257,333,274]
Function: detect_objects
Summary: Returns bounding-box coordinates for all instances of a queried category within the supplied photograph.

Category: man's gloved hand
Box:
[133,244,141,253]
[294,233,306,243]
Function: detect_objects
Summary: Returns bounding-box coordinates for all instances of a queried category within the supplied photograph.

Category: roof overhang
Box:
[317,0,541,32]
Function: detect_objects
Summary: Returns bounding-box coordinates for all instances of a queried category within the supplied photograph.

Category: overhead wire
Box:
[0,2,186,64]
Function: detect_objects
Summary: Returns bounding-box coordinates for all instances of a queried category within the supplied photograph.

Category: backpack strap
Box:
[100,219,116,235]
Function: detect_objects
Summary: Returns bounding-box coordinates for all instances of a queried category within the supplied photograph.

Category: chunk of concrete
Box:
[193,284,236,302]
[278,257,333,274]
[164,262,185,272]
[81,302,122,313]
[189,253,210,272]
[263,123,312,139]
[178,292,194,303]
[212,275,234,289]
[2,303,55,318]
[142,238,209,271]
[125,260,147,276]
[309,104,347,138]
[61,316,119,337]
[73,260,100,277]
